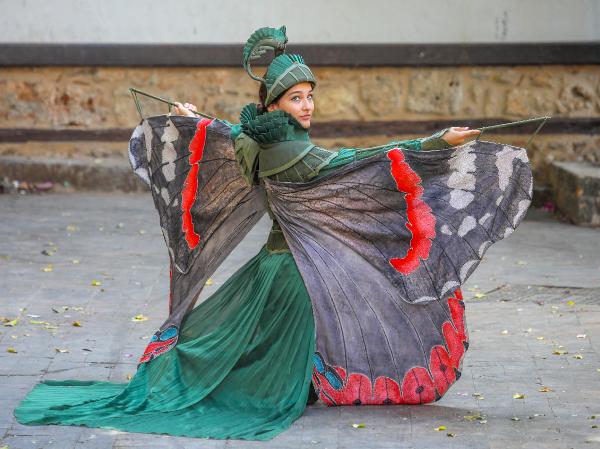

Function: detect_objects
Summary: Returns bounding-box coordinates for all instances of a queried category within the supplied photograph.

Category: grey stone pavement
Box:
[1,193,600,449]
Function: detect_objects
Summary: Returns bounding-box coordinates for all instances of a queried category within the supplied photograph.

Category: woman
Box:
[15,26,530,441]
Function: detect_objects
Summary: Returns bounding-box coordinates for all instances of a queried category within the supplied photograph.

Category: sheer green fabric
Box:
[15,247,315,441]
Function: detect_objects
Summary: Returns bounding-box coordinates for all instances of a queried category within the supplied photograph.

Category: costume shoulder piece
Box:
[234,103,335,182]
[129,115,266,363]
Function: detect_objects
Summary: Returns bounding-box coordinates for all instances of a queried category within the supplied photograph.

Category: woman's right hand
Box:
[173,102,198,117]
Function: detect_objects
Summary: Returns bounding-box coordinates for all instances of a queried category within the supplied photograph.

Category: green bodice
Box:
[232,104,452,253]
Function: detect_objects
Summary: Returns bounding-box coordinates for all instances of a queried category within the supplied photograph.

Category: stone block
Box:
[549,160,600,226]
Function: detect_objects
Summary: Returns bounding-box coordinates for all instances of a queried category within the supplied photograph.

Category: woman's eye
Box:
[291,96,300,102]
[307,94,313,100]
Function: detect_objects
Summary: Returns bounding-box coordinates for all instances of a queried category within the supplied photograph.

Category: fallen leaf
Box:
[42,264,54,272]
[474,293,486,299]
[511,416,521,421]
[131,315,148,322]
[55,348,69,353]
[7,347,17,353]
[434,425,447,431]
[72,259,80,264]
[66,224,79,232]
[127,374,133,381]
[537,336,545,340]
[517,260,527,265]
[3,318,19,327]
[472,392,485,400]
[553,350,568,355]
[352,423,365,428]
[72,321,82,327]
[513,393,525,399]
[573,354,584,360]
[138,229,147,235]
[447,433,456,437]
[464,413,486,422]
[41,249,55,256]
[567,300,576,306]
[501,330,509,335]
[538,386,553,393]
[577,334,587,339]
[205,278,214,286]
[91,279,102,286]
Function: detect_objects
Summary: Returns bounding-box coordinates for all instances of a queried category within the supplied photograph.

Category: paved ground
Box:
[1,193,599,449]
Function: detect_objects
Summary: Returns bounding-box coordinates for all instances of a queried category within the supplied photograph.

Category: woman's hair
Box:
[257,80,284,114]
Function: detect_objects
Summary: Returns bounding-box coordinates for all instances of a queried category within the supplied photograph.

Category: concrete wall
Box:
[1,0,599,44]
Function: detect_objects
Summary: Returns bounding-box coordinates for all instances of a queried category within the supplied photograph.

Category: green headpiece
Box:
[242,26,317,106]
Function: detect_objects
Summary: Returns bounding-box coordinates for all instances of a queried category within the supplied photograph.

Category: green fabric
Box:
[15,247,315,441]
[270,145,337,182]
[234,132,261,186]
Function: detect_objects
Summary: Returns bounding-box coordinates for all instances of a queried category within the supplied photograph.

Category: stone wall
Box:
[1,65,599,189]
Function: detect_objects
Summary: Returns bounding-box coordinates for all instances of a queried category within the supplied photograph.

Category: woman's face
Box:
[267,82,314,129]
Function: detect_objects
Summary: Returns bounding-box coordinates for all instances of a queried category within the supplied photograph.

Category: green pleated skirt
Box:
[15,247,316,441]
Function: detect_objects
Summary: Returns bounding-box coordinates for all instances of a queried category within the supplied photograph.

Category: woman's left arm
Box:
[398,126,482,151]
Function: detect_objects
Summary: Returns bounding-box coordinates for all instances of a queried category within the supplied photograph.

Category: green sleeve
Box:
[320,128,452,175]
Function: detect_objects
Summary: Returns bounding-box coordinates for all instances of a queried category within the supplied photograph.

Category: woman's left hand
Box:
[442,127,481,146]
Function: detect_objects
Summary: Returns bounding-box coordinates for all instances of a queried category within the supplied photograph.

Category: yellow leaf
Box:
[538,386,553,393]
[131,314,148,322]
[553,350,568,355]
[138,229,146,235]
[577,334,587,339]
[91,280,102,286]
[66,224,79,232]
[55,348,69,353]
[573,354,584,360]
[537,336,545,340]
[72,321,82,327]
[7,347,17,353]
[434,425,447,431]
[474,293,486,299]
[472,392,485,400]
[464,414,486,422]
[127,374,133,381]
[72,259,80,264]
[513,393,525,399]
[516,260,527,265]
[42,264,54,272]
[352,423,365,428]
[567,300,576,306]
[501,330,509,335]
[205,278,214,286]
[447,432,456,437]
[3,318,19,327]
[511,416,521,421]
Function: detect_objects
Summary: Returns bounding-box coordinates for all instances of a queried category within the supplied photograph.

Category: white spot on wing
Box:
[459,259,478,282]
[495,146,528,191]
[458,216,476,237]
[478,241,492,257]
[440,224,453,235]
[450,190,474,209]
[478,213,492,226]
[441,280,460,296]
[513,199,531,226]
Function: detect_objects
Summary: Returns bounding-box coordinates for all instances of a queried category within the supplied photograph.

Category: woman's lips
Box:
[300,115,311,120]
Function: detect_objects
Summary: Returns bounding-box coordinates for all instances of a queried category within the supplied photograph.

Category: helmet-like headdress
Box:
[242,26,317,106]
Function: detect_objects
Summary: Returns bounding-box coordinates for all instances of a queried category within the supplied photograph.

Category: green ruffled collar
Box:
[238,103,310,145]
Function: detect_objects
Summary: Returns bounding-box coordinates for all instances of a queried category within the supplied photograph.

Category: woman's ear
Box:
[267,103,278,112]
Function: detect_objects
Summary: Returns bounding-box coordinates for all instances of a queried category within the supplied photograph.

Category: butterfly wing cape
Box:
[263,141,532,405]
[128,115,266,362]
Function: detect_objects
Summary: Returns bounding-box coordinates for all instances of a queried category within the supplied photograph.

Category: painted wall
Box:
[1,0,599,44]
